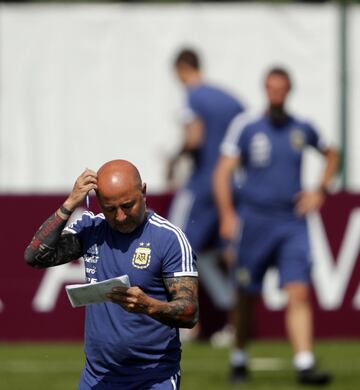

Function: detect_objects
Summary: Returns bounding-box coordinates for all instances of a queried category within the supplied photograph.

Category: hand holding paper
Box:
[65,275,130,308]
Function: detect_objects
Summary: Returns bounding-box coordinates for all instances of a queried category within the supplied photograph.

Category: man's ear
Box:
[142,183,147,196]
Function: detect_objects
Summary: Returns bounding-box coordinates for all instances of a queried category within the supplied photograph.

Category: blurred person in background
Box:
[167,47,245,342]
[24,160,198,390]
[214,67,339,385]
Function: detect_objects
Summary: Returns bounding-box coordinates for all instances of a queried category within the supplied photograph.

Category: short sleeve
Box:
[187,90,202,116]
[148,213,197,277]
[161,229,197,278]
[64,211,96,239]
[304,122,328,152]
[147,216,197,278]
[177,91,200,126]
[220,111,254,157]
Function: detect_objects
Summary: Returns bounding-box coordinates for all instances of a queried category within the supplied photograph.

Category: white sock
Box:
[293,351,315,371]
[230,349,249,367]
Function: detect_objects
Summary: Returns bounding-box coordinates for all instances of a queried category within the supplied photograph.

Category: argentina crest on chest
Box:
[290,128,306,150]
[132,242,151,269]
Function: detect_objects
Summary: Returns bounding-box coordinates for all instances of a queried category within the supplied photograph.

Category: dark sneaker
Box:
[297,367,332,385]
[230,365,249,384]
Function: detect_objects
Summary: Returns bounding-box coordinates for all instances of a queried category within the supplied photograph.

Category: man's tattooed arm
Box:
[150,277,199,328]
[24,208,82,269]
[106,277,198,328]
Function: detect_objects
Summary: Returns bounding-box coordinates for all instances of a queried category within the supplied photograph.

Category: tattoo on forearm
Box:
[24,212,82,268]
[28,213,64,250]
[152,277,199,328]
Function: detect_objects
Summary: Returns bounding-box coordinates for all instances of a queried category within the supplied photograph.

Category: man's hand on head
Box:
[63,169,98,212]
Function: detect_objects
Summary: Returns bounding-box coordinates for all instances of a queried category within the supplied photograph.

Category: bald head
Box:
[96,160,146,233]
[97,160,142,198]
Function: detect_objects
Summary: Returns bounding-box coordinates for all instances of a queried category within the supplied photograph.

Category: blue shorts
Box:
[78,368,181,390]
[167,188,219,252]
[234,206,312,294]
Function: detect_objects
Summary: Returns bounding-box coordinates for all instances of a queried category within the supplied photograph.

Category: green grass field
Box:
[0,340,359,390]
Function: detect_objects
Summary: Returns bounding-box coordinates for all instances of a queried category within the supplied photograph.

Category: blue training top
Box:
[64,211,197,384]
[221,112,327,212]
[184,83,244,190]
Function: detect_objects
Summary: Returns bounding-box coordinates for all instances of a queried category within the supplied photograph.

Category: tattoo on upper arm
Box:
[150,277,199,328]
[164,277,198,301]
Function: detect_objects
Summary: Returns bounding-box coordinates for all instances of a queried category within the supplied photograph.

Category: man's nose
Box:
[116,208,126,222]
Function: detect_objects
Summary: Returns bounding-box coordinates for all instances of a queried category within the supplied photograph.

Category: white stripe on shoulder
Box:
[220,110,258,157]
[149,214,193,273]
[83,211,105,220]
[152,213,194,273]
[148,219,188,272]
[63,211,105,234]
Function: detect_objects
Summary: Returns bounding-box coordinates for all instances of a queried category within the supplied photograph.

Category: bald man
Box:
[24,160,199,390]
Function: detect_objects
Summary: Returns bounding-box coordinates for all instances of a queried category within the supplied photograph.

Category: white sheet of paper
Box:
[65,275,130,308]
